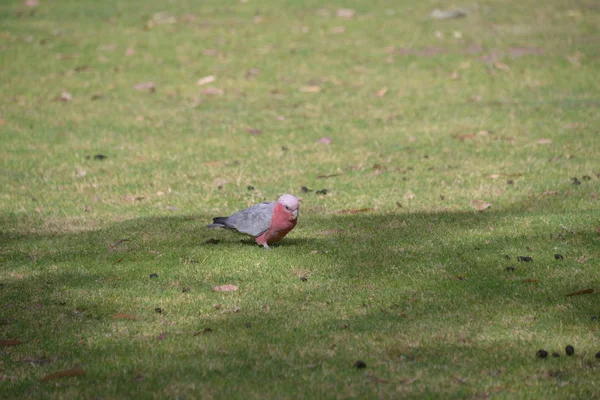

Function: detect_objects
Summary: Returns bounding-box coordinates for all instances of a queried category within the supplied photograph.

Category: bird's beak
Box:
[292,209,298,219]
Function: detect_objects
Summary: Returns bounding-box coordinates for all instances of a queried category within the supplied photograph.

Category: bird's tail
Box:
[207,217,229,229]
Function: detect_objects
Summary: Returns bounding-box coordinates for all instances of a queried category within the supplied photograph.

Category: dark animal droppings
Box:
[571,177,581,185]
[247,186,254,190]
[554,254,564,260]
[94,154,107,160]
[536,349,548,358]
[506,266,515,272]
[582,175,591,181]
[182,287,191,293]
[507,179,514,185]
[552,352,560,358]
[154,308,162,314]
[300,276,308,282]
[301,186,312,193]
[245,322,252,329]
[566,345,574,356]
[205,238,220,245]
[595,352,600,359]
[353,360,367,369]
[149,273,158,279]
[316,189,328,195]
[517,256,533,262]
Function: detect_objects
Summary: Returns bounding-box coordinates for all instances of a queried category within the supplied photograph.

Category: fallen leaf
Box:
[317,137,332,144]
[376,87,388,97]
[471,200,492,211]
[193,328,213,336]
[214,178,227,187]
[338,208,374,214]
[300,85,321,93]
[431,8,467,20]
[112,313,136,320]
[247,128,262,135]
[337,8,355,18]
[494,62,510,71]
[212,284,238,292]
[523,278,538,283]
[316,173,339,179]
[197,75,216,86]
[41,368,85,382]
[565,288,593,297]
[537,138,552,145]
[0,340,23,347]
[134,82,156,92]
[200,87,224,95]
[404,191,416,201]
[56,92,72,102]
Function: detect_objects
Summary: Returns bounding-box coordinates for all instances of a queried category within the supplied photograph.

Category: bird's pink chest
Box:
[257,203,297,244]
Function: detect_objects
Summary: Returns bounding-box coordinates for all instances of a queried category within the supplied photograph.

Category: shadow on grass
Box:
[0,207,598,396]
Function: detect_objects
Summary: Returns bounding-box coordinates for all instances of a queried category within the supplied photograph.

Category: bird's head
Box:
[278,194,299,219]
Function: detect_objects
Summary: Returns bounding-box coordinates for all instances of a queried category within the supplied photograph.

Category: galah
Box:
[207,194,299,249]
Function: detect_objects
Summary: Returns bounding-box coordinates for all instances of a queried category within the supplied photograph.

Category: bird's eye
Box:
[285,205,290,210]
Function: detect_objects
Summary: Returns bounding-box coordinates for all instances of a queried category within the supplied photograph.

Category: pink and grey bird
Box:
[207,194,299,249]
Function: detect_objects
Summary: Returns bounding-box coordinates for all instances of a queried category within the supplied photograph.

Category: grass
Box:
[1,0,599,398]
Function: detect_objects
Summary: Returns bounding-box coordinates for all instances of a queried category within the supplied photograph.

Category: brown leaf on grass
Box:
[494,62,510,71]
[214,178,228,187]
[193,328,213,336]
[523,278,538,283]
[134,82,156,92]
[536,138,552,145]
[197,75,216,86]
[338,208,374,214]
[0,340,23,347]
[112,313,136,320]
[300,85,321,93]
[200,87,224,95]
[471,200,492,211]
[376,87,388,97]
[212,284,238,292]
[404,191,416,201]
[317,137,332,144]
[316,173,340,179]
[565,288,593,297]
[41,368,85,382]
[247,128,262,135]
[55,92,72,102]
[542,190,559,195]
[336,8,355,18]
[576,255,589,264]
[109,239,130,251]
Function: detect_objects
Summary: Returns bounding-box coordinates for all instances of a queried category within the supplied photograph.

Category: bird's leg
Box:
[262,243,271,250]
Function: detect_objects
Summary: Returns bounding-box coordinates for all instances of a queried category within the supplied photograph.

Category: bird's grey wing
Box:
[226,202,275,236]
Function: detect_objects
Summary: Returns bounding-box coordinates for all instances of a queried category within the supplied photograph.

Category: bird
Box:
[207,194,299,249]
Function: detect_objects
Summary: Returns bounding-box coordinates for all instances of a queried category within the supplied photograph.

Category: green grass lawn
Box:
[1,0,599,398]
